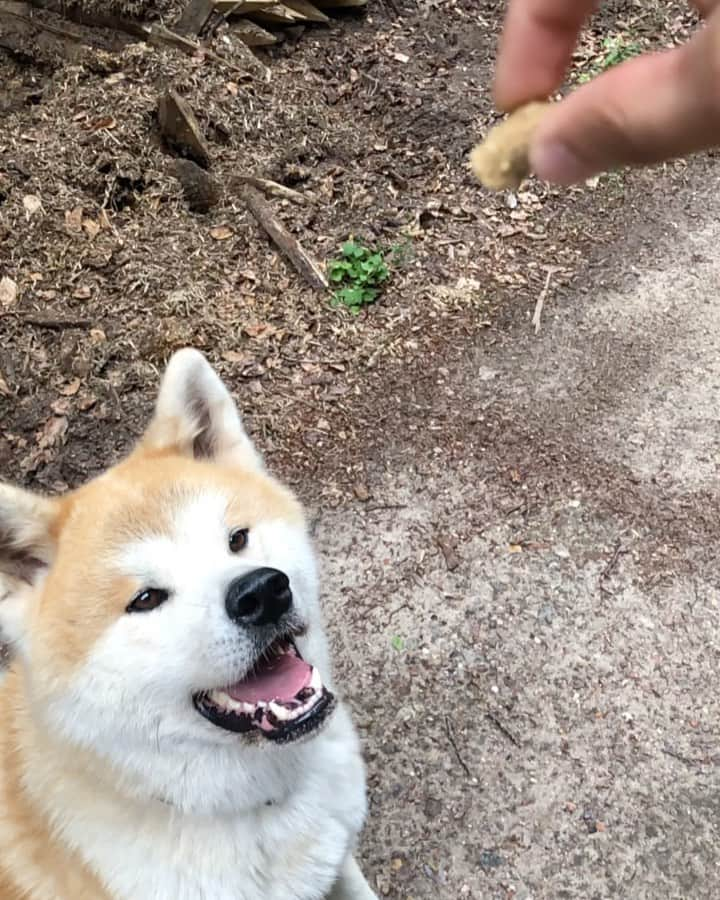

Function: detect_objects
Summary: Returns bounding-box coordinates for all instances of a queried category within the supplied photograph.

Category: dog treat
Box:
[470,101,550,191]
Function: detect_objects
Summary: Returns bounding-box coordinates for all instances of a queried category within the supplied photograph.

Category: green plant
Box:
[577,36,642,83]
[327,239,390,314]
[390,635,405,652]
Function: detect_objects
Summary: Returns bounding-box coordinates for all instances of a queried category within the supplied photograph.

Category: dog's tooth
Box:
[268,701,291,722]
[209,690,245,713]
[309,667,322,691]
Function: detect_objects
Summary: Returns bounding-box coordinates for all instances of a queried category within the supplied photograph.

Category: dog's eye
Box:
[229,527,249,553]
[126,588,169,614]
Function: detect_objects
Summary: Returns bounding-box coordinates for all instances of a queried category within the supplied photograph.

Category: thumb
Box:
[530,13,720,184]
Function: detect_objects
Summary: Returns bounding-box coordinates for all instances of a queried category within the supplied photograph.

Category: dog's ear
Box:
[140,349,264,470]
[0,485,58,582]
[0,485,59,649]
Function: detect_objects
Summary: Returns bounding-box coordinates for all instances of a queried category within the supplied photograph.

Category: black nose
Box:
[225,568,292,627]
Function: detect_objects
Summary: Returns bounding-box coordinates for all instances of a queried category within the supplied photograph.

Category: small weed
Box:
[327,239,391,314]
[390,635,405,652]
[577,36,643,83]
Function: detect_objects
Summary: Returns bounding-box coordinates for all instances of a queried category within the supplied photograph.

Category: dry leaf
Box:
[0,276,18,309]
[65,207,84,234]
[508,544,523,554]
[393,52,410,63]
[90,116,117,131]
[0,372,11,397]
[23,194,43,217]
[59,378,81,397]
[78,393,98,412]
[82,218,101,240]
[50,399,71,416]
[244,322,278,338]
[221,350,252,365]
[73,285,92,300]
[210,225,234,241]
[89,328,106,344]
[37,414,68,450]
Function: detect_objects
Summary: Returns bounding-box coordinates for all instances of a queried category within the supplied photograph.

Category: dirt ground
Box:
[2,1,720,898]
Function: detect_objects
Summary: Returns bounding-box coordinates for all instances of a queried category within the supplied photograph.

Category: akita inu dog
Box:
[0,349,377,900]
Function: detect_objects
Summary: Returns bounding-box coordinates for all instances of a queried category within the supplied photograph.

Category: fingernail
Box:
[530,140,594,186]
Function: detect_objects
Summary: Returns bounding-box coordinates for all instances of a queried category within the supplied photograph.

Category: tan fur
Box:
[0,442,304,898]
[0,668,111,898]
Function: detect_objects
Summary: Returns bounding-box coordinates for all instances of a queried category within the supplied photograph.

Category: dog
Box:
[0,349,378,900]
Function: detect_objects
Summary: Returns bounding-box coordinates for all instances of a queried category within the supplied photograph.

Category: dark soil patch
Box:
[0,0,701,506]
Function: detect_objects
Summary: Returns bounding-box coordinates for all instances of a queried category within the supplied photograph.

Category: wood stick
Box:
[0,1,114,48]
[230,17,276,46]
[0,1,82,40]
[241,185,328,292]
[0,312,92,329]
[283,0,329,23]
[157,89,211,168]
[234,175,312,206]
[175,0,215,36]
[532,268,553,335]
[312,0,366,7]
[215,0,277,12]
[26,0,268,77]
[251,4,298,23]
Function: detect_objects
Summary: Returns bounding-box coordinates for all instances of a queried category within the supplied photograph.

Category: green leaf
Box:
[328,239,393,312]
[338,286,364,307]
[328,262,351,283]
[391,635,405,652]
[342,241,366,261]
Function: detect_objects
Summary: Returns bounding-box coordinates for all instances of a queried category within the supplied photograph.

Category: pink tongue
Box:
[227,653,313,704]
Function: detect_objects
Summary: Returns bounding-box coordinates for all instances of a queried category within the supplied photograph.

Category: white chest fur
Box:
[43,709,367,900]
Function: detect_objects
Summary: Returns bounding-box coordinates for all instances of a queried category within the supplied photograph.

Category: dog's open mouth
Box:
[193,639,335,743]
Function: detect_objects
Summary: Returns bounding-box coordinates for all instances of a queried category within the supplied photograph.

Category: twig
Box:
[532,268,555,334]
[485,711,521,748]
[8,314,92,329]
[147,23,267,78]
[445,715,472,778]
[662,746,705,768]
[234,175,312,207]
[0,3,87,41]
[241,185,328,292]
[599,540,628,595]
[600,541,624,582]
[365,503,408,512]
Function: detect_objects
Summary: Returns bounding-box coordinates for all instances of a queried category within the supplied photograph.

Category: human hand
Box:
[494,0,720,184]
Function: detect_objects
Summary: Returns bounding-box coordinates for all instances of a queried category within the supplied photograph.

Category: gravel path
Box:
[320,174,720,900]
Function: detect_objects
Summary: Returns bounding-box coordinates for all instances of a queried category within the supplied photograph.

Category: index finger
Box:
[494,0,598,111]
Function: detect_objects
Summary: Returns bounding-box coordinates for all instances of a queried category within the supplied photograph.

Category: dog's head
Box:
[0,351,335,769]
